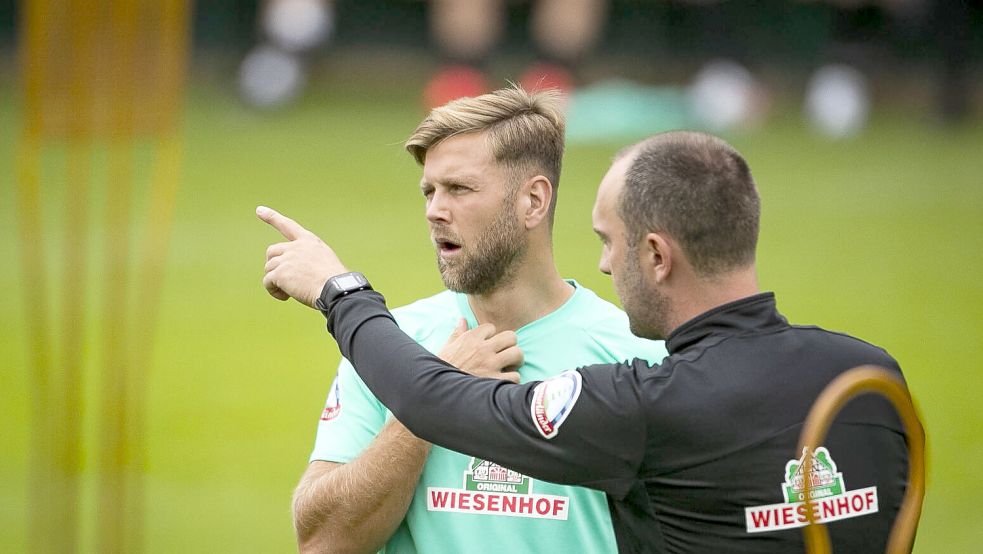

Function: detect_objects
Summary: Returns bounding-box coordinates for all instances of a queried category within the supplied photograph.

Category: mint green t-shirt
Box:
[310,281,667,553]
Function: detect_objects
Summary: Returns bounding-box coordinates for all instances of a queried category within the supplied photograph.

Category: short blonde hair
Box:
[406,85,566,214]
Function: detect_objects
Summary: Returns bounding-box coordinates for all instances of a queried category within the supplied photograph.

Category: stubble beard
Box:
[618,243,671,340]
[437,201,526,296]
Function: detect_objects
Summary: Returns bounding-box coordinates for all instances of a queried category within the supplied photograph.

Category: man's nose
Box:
[598,253,612,275]
[426,190,451,224]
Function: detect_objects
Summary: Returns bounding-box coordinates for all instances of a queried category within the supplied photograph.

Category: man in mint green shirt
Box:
[292,86,666,553]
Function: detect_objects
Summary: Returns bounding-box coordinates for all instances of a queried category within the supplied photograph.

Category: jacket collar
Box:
[665,292,787,354]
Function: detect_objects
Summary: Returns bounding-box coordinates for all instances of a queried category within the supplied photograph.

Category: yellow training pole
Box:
[97,0,139,550]
[125,2,192,551]
[17,1,191,550]
[17,0,54,551]
[798,366,926,554]
[56,0,97,549]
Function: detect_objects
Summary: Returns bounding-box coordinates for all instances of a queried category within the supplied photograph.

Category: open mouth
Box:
[437,240,462,254]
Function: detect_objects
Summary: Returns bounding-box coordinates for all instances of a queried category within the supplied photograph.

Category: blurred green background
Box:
[2,1,983,551]
[2,78,982,552]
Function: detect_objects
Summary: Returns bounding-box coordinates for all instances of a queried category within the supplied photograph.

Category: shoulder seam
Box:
[790,324,894,358]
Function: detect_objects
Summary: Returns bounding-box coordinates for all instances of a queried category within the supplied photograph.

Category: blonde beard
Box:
[438,211,526,295]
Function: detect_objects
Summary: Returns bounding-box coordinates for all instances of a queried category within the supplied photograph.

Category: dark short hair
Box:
[617,131,760,276]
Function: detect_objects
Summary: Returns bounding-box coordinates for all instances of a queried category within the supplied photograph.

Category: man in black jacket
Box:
[258,130,913,552]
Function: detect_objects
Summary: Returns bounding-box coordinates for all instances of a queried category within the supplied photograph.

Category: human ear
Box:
[522,175,553,230]
[645,232,673,284]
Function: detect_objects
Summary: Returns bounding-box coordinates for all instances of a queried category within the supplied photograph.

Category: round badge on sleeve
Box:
[530,371,583,439]
[320,377,341,421]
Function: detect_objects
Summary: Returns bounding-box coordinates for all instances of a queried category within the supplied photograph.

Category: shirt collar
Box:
[665,292,787,354]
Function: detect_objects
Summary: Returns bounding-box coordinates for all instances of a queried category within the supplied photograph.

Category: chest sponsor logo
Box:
[427,457,569,520]
[319,378,341,421]
[466,458,530,493]
[530,370,582,439]
[745,447,878,533]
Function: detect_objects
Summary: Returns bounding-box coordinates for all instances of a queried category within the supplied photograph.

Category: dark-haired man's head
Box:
[593,131,761,339]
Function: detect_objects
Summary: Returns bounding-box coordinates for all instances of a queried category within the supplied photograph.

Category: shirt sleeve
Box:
[308,357,389,463]
[326,290,649,499]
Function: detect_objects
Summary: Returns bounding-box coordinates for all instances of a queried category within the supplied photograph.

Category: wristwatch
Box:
[316,271,373,311]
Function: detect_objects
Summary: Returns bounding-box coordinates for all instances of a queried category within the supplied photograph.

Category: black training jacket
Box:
[324,290,911,553]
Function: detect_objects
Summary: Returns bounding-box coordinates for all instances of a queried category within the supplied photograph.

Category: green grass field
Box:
[1,80,981,552]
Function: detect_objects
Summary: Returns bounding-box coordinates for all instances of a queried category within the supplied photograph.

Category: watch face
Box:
[317,272,370,312]
[334,273,364,291]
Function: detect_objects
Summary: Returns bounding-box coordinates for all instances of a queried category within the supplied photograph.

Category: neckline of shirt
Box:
[665,292,784,354]
[454,279,585,337]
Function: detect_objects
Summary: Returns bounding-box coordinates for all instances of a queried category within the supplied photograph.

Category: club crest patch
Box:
[745,447,878,533]
[530,371,582,439]
[320,377,341,421]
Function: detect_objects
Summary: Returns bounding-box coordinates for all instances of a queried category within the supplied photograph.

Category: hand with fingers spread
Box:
[437,318,524,383]
[257,205,349,308]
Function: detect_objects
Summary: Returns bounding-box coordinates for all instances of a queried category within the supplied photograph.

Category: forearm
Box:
[293,420,431,553]
[327,292,533,465]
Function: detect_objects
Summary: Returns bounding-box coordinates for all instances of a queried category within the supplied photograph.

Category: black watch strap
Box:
[316,272,373,312]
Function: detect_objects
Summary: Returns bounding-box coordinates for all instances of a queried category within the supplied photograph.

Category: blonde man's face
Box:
[419,131,526,295]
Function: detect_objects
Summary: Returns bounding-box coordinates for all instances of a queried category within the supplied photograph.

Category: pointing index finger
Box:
[256,205,307,241]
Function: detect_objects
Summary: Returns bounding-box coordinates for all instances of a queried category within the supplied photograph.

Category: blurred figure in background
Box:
[239,0,336,107]
[801,0,927,138]
[930,0,973,124]
[685,0,952,138]
[425,0,608,108]
[683,0,772,133]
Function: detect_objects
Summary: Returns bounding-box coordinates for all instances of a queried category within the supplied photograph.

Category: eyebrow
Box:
[420,176,479,190]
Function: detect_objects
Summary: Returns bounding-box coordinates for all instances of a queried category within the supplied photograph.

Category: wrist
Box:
[315,272,373,313]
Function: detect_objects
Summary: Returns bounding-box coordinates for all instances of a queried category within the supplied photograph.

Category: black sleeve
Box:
[326,290,649,499]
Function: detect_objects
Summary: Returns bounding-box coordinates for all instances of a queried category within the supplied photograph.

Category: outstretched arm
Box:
[258,206,647,498]
[326,289,647,498]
